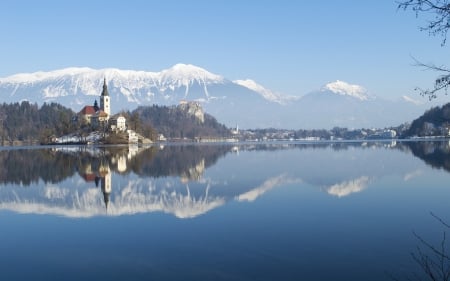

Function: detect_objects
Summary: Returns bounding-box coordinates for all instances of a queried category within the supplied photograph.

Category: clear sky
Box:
[0,0,449,101]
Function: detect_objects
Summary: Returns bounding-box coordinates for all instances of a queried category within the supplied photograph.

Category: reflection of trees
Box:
[75,145,230,180]
[399,141,450,172]
[128,145,230,179]
[0,141,427,187]
[0,149,78,185]
[238,141,395,152]
[0,145,232,186]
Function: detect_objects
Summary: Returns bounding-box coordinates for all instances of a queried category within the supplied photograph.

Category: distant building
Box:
[127,129,139,144]
[100,78,111,117]
[91,110,109,127]
[78,104,97,124]
[158,134,167,141]
[78,79,111,126]
[110,115,127,132]
[231,124,239,135]
[75,79,145,144]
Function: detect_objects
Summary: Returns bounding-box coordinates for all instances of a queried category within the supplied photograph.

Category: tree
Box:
[398,0,450,99]
[129,111,141,132]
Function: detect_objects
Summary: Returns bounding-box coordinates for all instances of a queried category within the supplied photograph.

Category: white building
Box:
[127,130,139,144]
[110,115,127,132]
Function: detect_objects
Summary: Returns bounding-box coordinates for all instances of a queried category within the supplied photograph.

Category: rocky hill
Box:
[131,102,230,140]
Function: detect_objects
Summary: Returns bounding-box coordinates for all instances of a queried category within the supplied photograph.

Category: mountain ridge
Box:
[321,80,373,101]
[0,64,436,129]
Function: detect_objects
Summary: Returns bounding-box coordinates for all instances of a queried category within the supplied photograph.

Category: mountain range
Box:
[0,64,439,129]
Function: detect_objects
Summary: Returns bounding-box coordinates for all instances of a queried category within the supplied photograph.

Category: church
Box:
[76,79,141,143]
[78,78,111,127]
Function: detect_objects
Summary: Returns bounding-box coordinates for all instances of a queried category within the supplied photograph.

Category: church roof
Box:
[96,110,108,117]
[82,173,96,182]
[79,106,96,115]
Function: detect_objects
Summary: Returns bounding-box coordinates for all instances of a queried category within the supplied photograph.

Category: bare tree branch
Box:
[413,230,450,261]
[411,56,450,73]
[398,0,450,46]
[431,212,450,229]
[398,0,450,98]
[405,56,450,99]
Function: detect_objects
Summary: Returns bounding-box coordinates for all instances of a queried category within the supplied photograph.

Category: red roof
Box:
[82,173,96,182]
[96,110,108,117]
[79,106,96,115]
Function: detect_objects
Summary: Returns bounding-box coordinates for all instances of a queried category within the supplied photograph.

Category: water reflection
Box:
[236,174,301,202]
[0,141,449,218]
[324,176,371,198]
[398,140,450,172]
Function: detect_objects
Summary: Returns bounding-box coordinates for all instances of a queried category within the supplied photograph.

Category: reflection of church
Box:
[99,164,111,210]
[81,160,112,210]
[78,146,141,211]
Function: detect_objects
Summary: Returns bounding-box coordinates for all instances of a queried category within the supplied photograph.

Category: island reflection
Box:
[0,141,448,218]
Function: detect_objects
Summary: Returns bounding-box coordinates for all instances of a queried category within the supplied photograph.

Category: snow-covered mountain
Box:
[233,79,298,105]
[0,64,228,105]
[294,80,435,129]
[321,80,374,101]
[0,65,436,128]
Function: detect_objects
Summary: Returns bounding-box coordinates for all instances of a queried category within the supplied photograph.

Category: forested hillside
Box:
[132,105,231,139]
[0,101,231,144]
[402,103,450,137]
[0,101,75,143]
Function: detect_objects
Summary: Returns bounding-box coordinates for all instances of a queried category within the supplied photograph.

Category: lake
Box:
[0,141,449,281]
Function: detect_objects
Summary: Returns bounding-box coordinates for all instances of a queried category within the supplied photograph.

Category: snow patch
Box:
[323,80,372,101]
[402,95,423,105]
[233,79,297,104]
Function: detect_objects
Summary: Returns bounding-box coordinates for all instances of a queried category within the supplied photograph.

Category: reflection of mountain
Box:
[325,176,371,198]
[236,174,300,202]
[112,179,226,219]
[0,145,236,218]
[0,179,225,219]
[0,173,295,219]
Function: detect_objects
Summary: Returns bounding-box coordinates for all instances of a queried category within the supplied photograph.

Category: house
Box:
[91,110,109,128]
[127,129,139,144]
[110,115,127,132]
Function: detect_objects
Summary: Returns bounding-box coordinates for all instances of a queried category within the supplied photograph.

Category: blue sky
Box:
[0,0,449,101]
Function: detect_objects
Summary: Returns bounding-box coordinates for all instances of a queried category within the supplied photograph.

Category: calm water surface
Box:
[0,141,449,281]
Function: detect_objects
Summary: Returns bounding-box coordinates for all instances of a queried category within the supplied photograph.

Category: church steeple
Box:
[100,78,111,117]
[101,77,109,96]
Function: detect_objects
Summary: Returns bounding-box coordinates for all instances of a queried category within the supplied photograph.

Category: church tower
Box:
[100,78,111,117]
